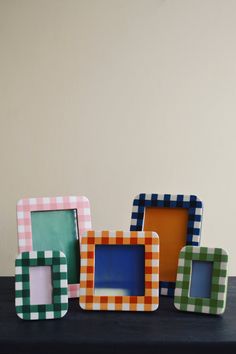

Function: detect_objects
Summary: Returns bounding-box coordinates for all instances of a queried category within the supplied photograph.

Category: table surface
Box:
[0,277,236,354]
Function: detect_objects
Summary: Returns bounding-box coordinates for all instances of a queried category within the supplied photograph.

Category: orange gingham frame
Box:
[16,196,92,298]
[79,231,159,311]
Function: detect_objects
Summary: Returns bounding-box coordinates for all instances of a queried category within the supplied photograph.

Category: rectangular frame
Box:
[79,231,159,311]
[17,196,92,298]
[130,194,203,296]
[174,246,228,315]
[15,250,68,320]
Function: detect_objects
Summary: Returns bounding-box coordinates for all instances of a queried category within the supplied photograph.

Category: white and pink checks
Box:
[16,196,92,298]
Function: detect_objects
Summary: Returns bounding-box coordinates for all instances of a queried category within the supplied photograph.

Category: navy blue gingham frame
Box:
[130,194,203,297]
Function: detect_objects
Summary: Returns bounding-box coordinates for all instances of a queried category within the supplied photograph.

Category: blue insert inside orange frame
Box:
[94,245,145,296]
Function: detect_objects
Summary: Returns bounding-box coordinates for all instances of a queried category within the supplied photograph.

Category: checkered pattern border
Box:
[130,194,203,296]
[79,231,159,311]
[16,196,92,298]
[15,250,68,320]
[174,246,228,315]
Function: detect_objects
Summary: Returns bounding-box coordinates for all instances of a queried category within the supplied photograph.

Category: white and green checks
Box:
[15,250,68,320]
[174,246,228,315]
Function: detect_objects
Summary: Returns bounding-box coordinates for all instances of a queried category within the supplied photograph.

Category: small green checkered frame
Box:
[174,246,228,315]
[15,250,68,320]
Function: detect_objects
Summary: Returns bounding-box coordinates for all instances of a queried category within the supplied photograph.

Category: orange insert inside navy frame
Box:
[144,207,188,282]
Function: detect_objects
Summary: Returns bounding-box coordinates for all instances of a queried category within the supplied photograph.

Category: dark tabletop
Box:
[0,277,236,354]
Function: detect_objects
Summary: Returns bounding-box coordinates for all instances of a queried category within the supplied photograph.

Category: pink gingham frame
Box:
[16,196,92,298]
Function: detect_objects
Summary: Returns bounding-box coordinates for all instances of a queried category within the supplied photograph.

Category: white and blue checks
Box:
[130,194,203,296]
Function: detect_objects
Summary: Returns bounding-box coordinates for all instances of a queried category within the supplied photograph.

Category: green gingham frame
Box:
[15,250,68,320]
[174,246,228,315]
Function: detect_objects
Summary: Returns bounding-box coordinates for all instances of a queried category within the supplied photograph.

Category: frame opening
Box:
[94,245,145,296]
[29,266,53,305]
[144,207,188,282]
[190,260,213,298]
[31,209,79,284]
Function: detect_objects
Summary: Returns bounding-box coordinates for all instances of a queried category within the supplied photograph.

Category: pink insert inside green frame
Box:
[16,196,92,298]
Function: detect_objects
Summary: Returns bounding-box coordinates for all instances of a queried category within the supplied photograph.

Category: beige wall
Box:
[0,0,236,275]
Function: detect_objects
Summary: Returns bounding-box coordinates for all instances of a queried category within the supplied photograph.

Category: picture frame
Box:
[130,194,203,296]
[174,246,228,315]
[17,196,92,298]
[79,230,159,311]
[15,250,68,320]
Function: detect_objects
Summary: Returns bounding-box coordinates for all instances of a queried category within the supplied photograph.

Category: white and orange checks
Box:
[79,230,159,311]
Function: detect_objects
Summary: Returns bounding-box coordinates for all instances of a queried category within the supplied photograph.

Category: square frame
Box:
[174,246,228,315]
[130,193,203,296]
[79,231,159,311]
[15,250,68,320]
[16,196,92,298]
